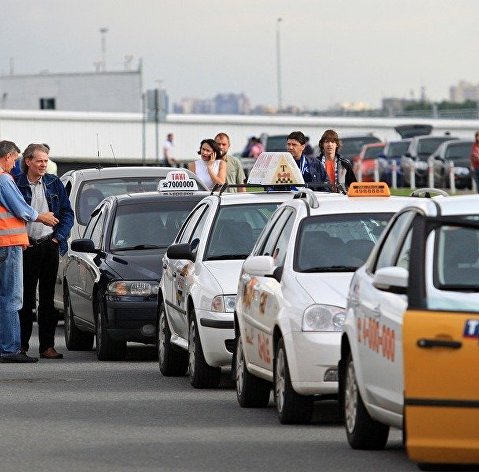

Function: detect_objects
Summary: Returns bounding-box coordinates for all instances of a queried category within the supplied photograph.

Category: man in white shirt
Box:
[162,133,177,167]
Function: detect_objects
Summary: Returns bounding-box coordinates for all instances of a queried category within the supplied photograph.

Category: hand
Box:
[37,211,59,227]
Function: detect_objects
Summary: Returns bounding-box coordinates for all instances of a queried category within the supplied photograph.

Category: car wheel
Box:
[63,285,94,351]
[95,294,127,361]
[274,338,314,424]
[188,314,221,388]
[157,300,188,376]
[343,352,389,449]
[235,334,270,408]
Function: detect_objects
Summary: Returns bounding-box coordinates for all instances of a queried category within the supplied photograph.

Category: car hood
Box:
[296,273,353,307]
[104,249,165,281]
[203,260,245,294]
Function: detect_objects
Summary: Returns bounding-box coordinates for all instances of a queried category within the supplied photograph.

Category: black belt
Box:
[28,234,53,245]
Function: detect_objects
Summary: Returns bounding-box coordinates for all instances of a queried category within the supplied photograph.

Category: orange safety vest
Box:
[0,168,29,247]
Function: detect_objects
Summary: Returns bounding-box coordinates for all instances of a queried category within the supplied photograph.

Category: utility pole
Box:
[276,18,283,112]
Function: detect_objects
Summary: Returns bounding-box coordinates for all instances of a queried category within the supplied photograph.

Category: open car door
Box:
[403,218,479,466]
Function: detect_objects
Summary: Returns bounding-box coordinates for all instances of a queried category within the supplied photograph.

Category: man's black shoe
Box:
[0,352,39,363]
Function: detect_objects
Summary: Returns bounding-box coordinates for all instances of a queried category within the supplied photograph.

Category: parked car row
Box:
[60,157,479,470]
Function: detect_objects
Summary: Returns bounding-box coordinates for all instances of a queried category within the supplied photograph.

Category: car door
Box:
[404,219,479,463]
[68,204,108,324]
[166,203,210,340]
[356,211,416,415]
[242,208,295,371]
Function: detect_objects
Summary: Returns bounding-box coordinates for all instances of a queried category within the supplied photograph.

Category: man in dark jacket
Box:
[287,131,329,190]
[15,143,74,359]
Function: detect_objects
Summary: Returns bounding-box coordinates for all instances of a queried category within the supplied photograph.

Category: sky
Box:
[1,0,478,111]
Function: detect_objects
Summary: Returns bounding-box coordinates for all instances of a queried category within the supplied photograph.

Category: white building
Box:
[0,69,142,113]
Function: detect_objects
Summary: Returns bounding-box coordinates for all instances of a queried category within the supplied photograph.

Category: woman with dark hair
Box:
[188,138,227,190]
[318,129,356,192]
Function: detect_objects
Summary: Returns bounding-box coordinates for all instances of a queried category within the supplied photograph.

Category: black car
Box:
[63,189,209,360]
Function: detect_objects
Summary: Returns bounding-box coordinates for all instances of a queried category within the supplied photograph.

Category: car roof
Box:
[203,190,298,206]
[110,190,210,205]
[290,194,415,216]
[433,195,479,216]
[61,166,172,178]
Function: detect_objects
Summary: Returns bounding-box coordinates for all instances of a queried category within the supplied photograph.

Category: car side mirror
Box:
[71,238,100,254]
[372,266,408,294]
[404,152,412,158]
[243,255,276,277]
[167,243,195,262]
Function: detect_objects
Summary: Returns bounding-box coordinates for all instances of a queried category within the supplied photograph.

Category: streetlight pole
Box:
[276,17,283,112]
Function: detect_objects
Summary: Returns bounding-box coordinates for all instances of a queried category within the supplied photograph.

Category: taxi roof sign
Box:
[347,182,390,197]
[246,152,305,186]
[158,170,199,192]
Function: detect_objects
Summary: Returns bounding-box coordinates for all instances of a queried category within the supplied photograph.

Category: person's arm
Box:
[207,159,226,186]
[187,161,195,173]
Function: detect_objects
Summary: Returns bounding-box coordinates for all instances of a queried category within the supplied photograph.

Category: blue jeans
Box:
[0,245,23,355]
[474,169,479,193]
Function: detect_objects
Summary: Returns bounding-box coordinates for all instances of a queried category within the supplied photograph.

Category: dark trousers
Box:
[19,239,59,353]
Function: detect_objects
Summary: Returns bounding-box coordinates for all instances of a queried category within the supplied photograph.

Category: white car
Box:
[54,166,206,312]
[234,183,416,424]
[339,194,479,464]
[157,189,294,388]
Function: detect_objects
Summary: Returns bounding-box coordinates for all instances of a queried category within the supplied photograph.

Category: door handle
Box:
[417,338,462,349]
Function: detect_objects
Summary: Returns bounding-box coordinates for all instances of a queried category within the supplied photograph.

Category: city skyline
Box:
[1,0,478,110]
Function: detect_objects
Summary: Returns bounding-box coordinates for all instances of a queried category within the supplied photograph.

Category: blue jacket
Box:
[15,173,74,256]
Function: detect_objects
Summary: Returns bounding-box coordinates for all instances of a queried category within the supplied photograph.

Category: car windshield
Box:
[385,141,409,158]
[416,138,452,160]
[77,177,161,225]
[295,213,393,272]
[110,201,196,251]
[341,137,380,158]
[444,143,473,162]
[363,145,385,160]
[204,203,279,260]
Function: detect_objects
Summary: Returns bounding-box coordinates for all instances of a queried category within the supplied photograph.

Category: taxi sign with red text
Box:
[158,170,199,192]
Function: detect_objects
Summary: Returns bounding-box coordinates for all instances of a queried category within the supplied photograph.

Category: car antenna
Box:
[110,144,118,166]
[96,133,103,170]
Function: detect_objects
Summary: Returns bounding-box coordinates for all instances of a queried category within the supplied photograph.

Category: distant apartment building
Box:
[173,92,251,114]
[0,69,142,112]
[449,81,479,103]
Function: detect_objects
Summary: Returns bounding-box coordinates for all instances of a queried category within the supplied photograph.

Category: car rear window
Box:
[204,203,279,260]
[295,213,392,272]
[77,177,161,225]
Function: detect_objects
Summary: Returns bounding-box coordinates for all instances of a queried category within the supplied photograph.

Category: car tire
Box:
[235,334,270,408]
[64,285,94,351]
[343,352,389,449]
[157,300,188,376]
[274,338,314,425]
[188,314,221,389]
[95,294,127,361]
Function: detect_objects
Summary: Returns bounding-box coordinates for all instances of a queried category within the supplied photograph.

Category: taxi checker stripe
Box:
[405,398,479,408]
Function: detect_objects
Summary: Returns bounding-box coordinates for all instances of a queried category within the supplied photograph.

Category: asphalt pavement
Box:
[0,324,419,472]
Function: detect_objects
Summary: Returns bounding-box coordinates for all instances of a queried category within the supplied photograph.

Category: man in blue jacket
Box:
[15,143,73,359]
[287,131,330,190]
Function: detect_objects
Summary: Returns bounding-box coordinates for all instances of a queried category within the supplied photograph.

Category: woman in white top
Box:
[188,139,227,190]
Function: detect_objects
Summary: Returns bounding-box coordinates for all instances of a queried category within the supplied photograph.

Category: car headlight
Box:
[302,304,345,332]
[108,281,159,297]
[211,295,236,313]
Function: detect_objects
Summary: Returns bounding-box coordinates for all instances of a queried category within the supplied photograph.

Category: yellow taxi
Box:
[339,193,479,469]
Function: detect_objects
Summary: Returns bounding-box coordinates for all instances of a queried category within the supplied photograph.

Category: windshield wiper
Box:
[205,254,248,261]
[114,244,163,251]
[301,265,358,273]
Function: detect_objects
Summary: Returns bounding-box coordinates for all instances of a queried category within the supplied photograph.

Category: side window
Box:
[251,208,286,256]
[188,207,209,244]
[89,208,107,247]
[83,208,101,239]
[62,180,72,197]
[272,214,294,267]
[260,208,294,257]
[374,211,416,272]
[177,204,208,244]
[395,229,412,270]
